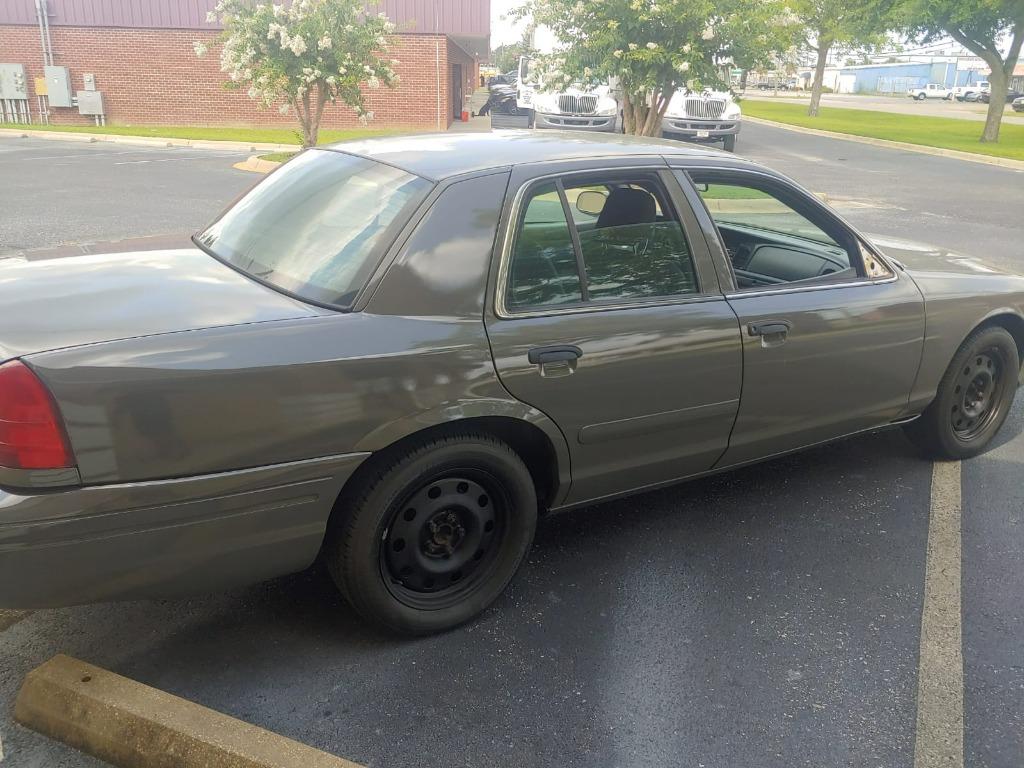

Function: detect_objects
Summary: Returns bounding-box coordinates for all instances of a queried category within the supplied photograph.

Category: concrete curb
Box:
[234,155,284,173]
[0,127,296,153]
[743,116,1024,171]
[14,655,364,768]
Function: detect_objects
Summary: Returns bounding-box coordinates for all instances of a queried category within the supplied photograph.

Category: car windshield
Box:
[196,149,432,308]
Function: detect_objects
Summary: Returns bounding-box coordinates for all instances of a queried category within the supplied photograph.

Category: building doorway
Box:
[451,63,463,120]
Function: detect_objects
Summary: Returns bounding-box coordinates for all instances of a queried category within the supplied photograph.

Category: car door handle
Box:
[528,345,583,365]
[747,320,792,337]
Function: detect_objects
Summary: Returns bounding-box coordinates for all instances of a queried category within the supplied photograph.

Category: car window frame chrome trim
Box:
[670,164,902,298]
[493,163,720,320]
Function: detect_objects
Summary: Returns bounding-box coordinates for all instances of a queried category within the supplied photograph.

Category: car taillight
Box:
[0,360,74,470]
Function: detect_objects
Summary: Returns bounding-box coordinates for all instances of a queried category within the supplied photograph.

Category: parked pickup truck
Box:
[953,81,990,101]
[907,83,953,100]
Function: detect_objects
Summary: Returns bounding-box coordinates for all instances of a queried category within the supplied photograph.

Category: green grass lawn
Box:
[0,122,414,145]
[741,101,1024,162]
[257,151,298,163]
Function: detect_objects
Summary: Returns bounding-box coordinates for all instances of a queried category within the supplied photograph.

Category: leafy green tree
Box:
[198,0,399,147]
[897,0,1023,142]
[491,26,538,72]
[790,0,892,116]
[517,0,799,136]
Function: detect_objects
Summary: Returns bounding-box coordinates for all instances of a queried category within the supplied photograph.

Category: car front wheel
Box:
[904,326,1020,459]
[723,134,737,152]
[326,432,538,635]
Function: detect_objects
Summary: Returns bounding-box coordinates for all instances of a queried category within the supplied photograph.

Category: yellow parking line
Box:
[914,460,964,768]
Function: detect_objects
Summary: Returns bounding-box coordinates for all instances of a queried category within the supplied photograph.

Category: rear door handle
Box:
[528,345,583,365]
[747,320,792,337]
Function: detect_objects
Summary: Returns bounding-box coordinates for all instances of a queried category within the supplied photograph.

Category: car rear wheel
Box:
[325,433,537,635]
[916,93,926,100]
[904,326,1019,459]
[723,134,737,152]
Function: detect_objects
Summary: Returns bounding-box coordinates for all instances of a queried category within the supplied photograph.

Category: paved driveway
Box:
[0,137,253,258]
[0,128,1022,768]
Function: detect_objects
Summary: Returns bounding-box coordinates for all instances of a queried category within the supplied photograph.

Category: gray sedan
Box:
[1,132,1022,635]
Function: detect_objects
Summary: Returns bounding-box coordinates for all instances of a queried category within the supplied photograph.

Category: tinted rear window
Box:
[197,150,431,308]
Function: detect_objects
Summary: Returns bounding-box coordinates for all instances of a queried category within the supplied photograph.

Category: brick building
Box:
[0,0,488,129]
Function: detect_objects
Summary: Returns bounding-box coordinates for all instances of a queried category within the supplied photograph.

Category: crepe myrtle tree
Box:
[196,0,399,147]
[517,0,798,137]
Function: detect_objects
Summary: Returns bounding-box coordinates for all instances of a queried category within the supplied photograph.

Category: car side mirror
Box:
[575,190,607,216]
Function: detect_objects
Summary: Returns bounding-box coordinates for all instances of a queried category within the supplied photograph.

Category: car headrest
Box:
[596,187,657,229]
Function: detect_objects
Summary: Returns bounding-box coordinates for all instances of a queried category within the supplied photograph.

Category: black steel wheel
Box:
[325,433,537,635]
[905,325,1019,459]
[381,472,508,609]
[950,347,1008,440]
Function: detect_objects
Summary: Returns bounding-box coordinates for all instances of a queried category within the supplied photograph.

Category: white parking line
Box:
[914,460,964,768]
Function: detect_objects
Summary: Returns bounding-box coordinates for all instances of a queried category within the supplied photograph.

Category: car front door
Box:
[676,166,926,467]
[485,159,743,506]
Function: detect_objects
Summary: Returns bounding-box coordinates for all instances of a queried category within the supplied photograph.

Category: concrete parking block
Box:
[234,155,284,174]
[15,655,364,768]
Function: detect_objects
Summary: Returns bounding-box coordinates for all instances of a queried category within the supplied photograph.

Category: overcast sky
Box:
[490,0,524,46]
[491,0,559,53]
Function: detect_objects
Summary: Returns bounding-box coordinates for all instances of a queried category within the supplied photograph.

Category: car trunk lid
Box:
[0,248,324,362]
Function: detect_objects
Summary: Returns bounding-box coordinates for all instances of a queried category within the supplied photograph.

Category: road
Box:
[0,137,253,258]
[0,127,1022,768]
[743,91,1024,124]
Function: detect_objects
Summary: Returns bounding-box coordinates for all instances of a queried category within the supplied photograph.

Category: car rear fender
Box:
[351,401,573,509]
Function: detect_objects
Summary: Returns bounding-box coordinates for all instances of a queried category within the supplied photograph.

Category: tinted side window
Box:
[507,183,584,309]
[506,176,698,311]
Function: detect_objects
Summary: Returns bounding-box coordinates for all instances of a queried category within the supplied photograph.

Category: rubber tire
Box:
[325,433,537,636]
[904,326,1020,459]
[722,134,737,152]
[916,93,926,101]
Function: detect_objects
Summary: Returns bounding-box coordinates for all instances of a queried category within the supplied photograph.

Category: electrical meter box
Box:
[0,64,28,100]
[76,90,104,115]
[83,73,96,91]
[45,65,73,107]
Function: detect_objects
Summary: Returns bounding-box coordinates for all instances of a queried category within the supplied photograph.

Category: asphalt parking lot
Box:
[1,128,1022,768]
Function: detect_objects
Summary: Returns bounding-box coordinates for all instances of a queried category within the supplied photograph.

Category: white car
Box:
[661,89,742,152]
[907,83,953,100]
[954,81,990,101]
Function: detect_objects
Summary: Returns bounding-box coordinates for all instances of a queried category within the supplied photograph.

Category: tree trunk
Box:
[808,37,832,117]
[622,90,635,134]
[639,90,671,137]
[739,69,749,92]
[982,67,1008,143]
[945,23,1022,144]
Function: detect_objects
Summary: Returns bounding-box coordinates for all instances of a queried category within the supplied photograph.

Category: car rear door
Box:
[674,165,925,467]
[485,158,743,506]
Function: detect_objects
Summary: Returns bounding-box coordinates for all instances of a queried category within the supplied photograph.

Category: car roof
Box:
[323,130,742,181]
